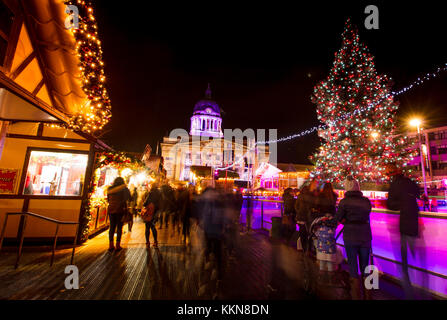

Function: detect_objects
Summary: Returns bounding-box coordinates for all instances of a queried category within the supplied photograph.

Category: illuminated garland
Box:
[310,19,416,183]
[65,0,112,134]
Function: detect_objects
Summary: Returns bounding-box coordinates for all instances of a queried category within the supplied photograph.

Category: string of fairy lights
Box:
[216,62,447,171]
[65,0,112,134]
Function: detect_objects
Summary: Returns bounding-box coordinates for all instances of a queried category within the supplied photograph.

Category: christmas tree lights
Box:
[65,0,112,134]
[310,19,416,184]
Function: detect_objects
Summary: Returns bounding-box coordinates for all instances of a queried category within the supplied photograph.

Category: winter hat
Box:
[344,176,360,192]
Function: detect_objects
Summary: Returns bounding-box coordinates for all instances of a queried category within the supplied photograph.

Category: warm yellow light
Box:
[409,118,422,128]
[371,131,379,139]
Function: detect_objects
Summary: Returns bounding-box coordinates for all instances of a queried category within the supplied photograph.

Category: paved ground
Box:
[0,218,436,300]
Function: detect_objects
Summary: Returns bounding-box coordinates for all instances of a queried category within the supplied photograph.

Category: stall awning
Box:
[0,88,58,122]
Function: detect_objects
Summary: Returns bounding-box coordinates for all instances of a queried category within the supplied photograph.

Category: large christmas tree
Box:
[310,19,414,184]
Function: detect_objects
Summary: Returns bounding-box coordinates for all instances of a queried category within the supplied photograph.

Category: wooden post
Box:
[50,223,60,266]
[15,215,28,269]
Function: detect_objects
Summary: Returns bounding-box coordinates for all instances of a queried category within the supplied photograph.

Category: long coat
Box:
[387,174,420,237]
[335,191,372,245]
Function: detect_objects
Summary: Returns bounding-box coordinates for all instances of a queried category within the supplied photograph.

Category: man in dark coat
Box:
[386,164,420,299]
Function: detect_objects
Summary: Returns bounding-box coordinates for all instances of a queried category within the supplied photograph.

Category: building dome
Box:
[190,84,223,138]
[193,84,221,116]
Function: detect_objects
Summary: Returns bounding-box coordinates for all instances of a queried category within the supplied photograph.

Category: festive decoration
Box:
[78,151,154,242]
[65,0,112,134]
[310,19,416,184]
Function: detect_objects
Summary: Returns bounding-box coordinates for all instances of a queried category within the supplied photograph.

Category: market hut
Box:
[0,0,115,243]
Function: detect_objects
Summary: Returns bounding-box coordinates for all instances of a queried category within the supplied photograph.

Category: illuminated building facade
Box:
[161,85,270,182]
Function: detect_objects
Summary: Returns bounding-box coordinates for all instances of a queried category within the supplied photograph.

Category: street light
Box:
[409,117,428,197]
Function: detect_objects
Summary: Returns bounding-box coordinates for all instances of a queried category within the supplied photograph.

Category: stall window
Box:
[0,1,14,67]
[23,150,88,196]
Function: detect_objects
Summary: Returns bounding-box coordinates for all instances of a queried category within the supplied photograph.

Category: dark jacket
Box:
[335,191,372,245]
[107,184,131,215]
[144,187,162,214]
[387,174,420,237]
[283,192,296,215]
[316,192,338,216]
[200,189,225,239]
[295,193,318,227]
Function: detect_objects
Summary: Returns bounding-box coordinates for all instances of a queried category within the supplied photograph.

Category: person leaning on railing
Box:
[334,176,372,300]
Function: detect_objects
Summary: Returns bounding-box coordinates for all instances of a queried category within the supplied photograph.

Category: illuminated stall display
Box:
[82,152,155,239]
[23,150,88,196]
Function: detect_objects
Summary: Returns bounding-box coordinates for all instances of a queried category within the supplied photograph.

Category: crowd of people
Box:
[106,178,244,281]
[105,161,421,300]
[280,163,421,299]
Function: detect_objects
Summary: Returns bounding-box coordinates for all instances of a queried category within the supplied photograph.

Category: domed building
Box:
[160,84,270,184]
[189,84,223,138]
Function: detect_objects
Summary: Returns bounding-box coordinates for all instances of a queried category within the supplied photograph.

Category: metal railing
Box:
[0,212,79,269]
[244,198,447,281]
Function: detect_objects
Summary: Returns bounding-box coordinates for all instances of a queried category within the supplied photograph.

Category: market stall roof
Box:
[22,0,87,117]
[277,163,314,172]
[255,162,282,179]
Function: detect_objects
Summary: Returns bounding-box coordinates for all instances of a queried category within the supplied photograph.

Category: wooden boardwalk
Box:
[0,218,427,300]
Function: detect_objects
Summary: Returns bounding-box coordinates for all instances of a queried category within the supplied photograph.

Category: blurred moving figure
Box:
[295,185,311,252]
[335,176,372,300]
[386,163,420,299]
[198,187,226,280]
[282,188,296,242]
[159,183,177,230]
[106,177,131,252]
[143,183,162,248]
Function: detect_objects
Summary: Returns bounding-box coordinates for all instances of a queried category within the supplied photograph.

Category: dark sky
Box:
[94,1,447,164]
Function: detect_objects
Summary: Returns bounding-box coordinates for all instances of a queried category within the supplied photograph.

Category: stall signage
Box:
[0,169,19,194]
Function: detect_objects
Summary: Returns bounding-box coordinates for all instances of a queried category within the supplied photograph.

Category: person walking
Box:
[335,176,372,300]
[199,187,226,280]
[282,188,296,242]
[386,163,420,299]
[106,177,131,252]
[127,184,138,232]
[143,183,162,248]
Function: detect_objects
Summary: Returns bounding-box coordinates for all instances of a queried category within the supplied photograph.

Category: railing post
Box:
[71,224,79,265]
[15,214,28,269]
[50,223,60,266]
[261,201,264,230]
[0,213,9,251]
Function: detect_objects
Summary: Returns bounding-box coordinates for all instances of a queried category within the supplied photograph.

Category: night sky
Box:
[94,1,447,164]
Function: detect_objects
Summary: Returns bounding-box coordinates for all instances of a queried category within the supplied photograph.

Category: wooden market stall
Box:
[0,0,117,243]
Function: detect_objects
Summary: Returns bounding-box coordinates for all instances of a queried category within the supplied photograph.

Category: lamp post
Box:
[410,118,428,197]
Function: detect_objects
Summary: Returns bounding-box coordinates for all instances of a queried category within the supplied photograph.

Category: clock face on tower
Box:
[206,108,212,114]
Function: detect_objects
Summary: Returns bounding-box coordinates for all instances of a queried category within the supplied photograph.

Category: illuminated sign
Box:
[0,169,19,194]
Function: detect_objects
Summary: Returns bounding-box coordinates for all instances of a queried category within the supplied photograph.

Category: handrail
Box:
[0,212,79,269]
[5,212,79,225]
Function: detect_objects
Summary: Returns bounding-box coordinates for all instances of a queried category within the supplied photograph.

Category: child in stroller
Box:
[309,214,341,272]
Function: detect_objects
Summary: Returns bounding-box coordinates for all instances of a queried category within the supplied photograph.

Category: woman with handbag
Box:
[142,183,162,248]
[106,177,131,252]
